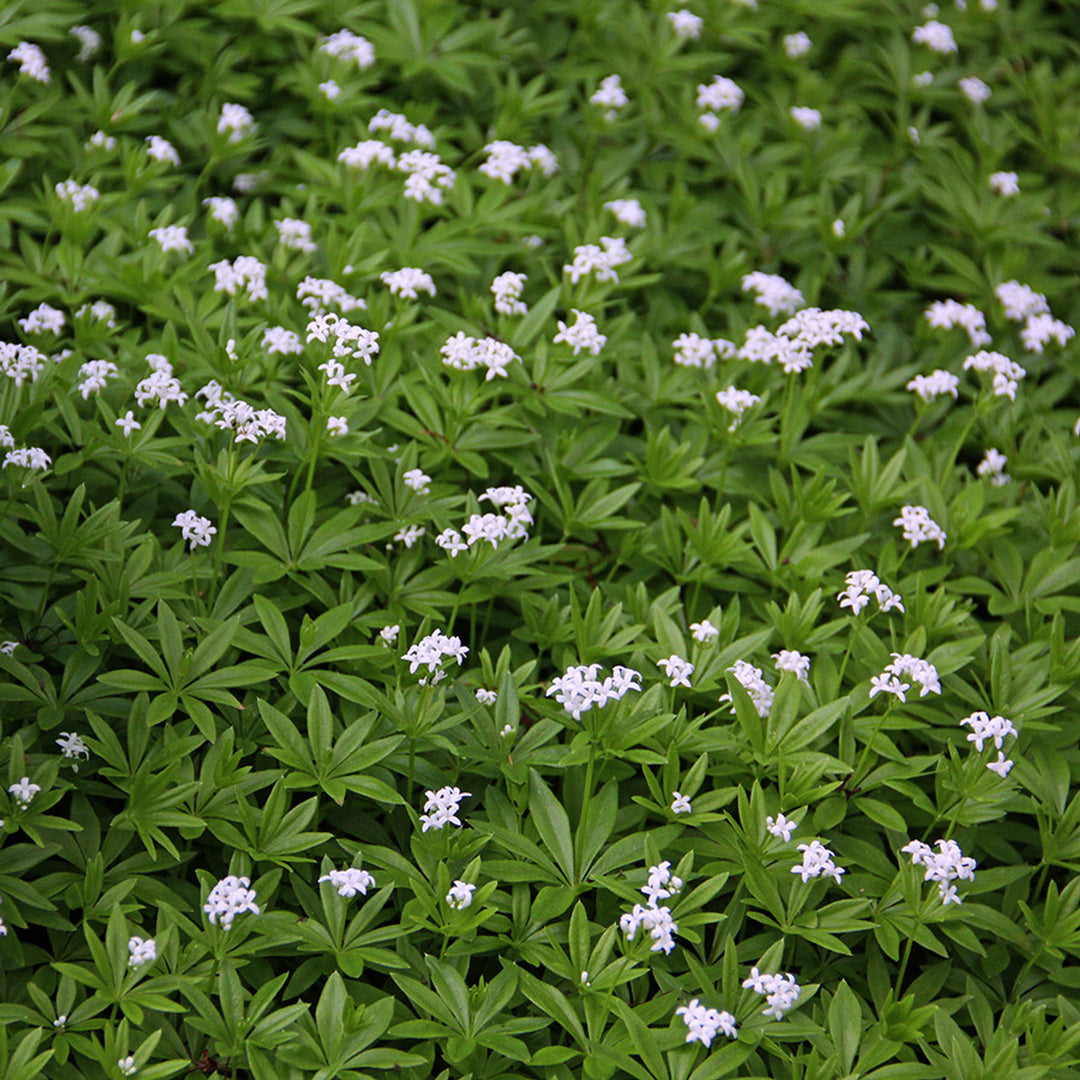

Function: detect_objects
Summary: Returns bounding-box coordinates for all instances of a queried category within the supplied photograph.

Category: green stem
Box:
[850,700,895,790]
[896,932,916,991]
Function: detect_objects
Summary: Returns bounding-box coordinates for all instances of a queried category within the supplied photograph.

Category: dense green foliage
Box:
[2,1,1080,1078]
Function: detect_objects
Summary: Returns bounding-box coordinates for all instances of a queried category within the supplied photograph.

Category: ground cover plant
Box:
[2,0,1080,1077]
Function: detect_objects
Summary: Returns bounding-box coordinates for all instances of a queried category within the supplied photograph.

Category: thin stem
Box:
[896,932,916,991]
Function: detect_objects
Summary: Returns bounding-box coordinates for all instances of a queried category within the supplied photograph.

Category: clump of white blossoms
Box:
[8,777,41,807]
[263,327,303,355]
[436,488,533,557]
[907,369,960,402]
[397,149,457,205]
[276,218,317,253]
[767,813,797,841]
[743,967,802,1020]
[976,448,1010,486]
[446,880,476,910]
[338,139,396,171]
[995,280,1048,323]
[149,225,193,255]
[18,303,65,335]
[319,80,341,100]
[924,299,992,347]
[127,936,157,968]
[218,102,256,142]
[960,76,991,104]
[673,333,736,369]
[70,25,102,62]
[2,447,51,472]
[591,74,628,120]
[741,271,805,317]
[1,342,45,387]
[401,629,469,684]
[298,277,365,314]
[479,141,558,183]
[419,786,470,832]
[837,569,904,615]
[392,525,425,549]
[690,618,719,642]
[491,272,527,315]
[172,510,217,550]
[893,505,947,549]
[554,310,607,355]
[563,236,633,284]
[667,10,704,40]
[77,299,117,327]
[55,731,90,765]
[790,106,822,130]
[369,108,434,148]
[901,838,976,905]
[195,382,287,444]
[962,349,1026,401]
[960,710,1017,777]
[989,171,1019,196]
[320,28,375,68]
[8,42,50,83]
[475,688,497,705]
[784,31,811,58]
[326,416,348,437]
[319,867,376,898]
[209,256,268,301]
[870,653,942,702]
[203,196,239,229]
[546,663,642,721]
[87,130,116,152]
[119,1054,137,1076]
[55,180,100,211]
[912,19,957,53]
[135,354,188,409]
[697,75,744,129]
[381,267,436,299]
[204,875,260,929]
[440,332,521,380]
[76,360,119,400]
[792,839,846,884]
[604,198,646,228]
[657,654,694,688]
[671,792,692,814]
[773,650,810,681]
[677,1000,737,1047]
[738,308,870,375]
[145,134,180,166]
[308,313,380,368]
[403,468,431,494]
[715,386,761,430]
[620,860,683,954]
[720,659,774,718]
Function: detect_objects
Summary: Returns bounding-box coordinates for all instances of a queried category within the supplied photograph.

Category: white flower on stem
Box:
[403,468,431,494]
[697,75,743,130]
[56,732,90,763]
[668,10,703,39]
[263,327,303,355]
[790,106,822,130]
[563,237,632,284]
[203,196,239,229]
[218,103,256,143]
[326,416,348,437]
[893,505,947,549]
[912,20,957,53]
[907,369,960,402]
[379,624,400,646]
[204,875,259,929]
[276,218,316,253]
[440,333,521,380]
[76,360,118,399]
[320,29,375,67]
[319,867,376,898]
[319,80,341,100]
[591,74,628,120]
[677,999,737,1046]
[959,711,1017,752]
[491,272,528,315]
[8,777,40,807]
[446,880,476,909]
[792,839,845,883]
[741,271,804,316]
[127,936,157,968]
[902,838,976,904]
[8,42,50,83]
[719,660,773,718]
[18,303,65,335]
[145,135,180,166]
[832,218,846,237]
[475,688,497,705]
[715,386,761,430]
[1021,314,1074,353]
[784,32,811,58]
[172,510,216,550]
[381,268,435,299]
[118,1055,138,1076]
[743,968,802,1019]
[546,663,642,720]
[872,653,941,700]
[671,791,692,814]
[420,786,470,832]
[0,641,17,655]
[690,619,719,642]
[70,25,101,61]
[3,447,51,472]
[773,650,810,681]
[554,310,607,356]
[436,528,467,557]
[766,813,796,841]
[393,525,425,549]
[657,654,694,688]
[837,569,904,615]
[209,256,268,301]
[604,198,646,228]
[960,76,991,104]
[402,630,469,681]
[989,171,1019,196]
[149,225,193,254]
[87,130,116,151]
[976,448,1010,485]
[55,180,100,211]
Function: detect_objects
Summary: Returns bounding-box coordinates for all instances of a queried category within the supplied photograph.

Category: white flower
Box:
[319,80,341,100]
[766,813,796,841]
[218,103,256,143]
[976,448,1010,485]
[53,1015,65,1028]
[393,525,425,549]
[784,32,811,58]
[837,570,904,615]
[209,256,268,301]
[604,198,646,228]
[204,875,260,929]
[379,624,400,646]
[8,777,40,807]
[403,468,431,494]
[987,751,1014,778]
[149,225,193,254]
[87,130,117,151]
[989,171,1019,196]
[719,660,773,718]
[276,218,316,253]
[18,303,65,335]
[76,360,119,400]
[440,332,521,380]
[203,196,240,229]
[912,20,957,53]
[715,386,761,429]
[677,999,737,1046]
[546,663,642,720]
[671,792,692,814]
[119,1055,138,1076]
[319,867,376,898]
[925,300,992,346]
[2,447,51,472]
[741,271,804,316]
[672,332,734,369]
[436,528,468,557]
[690,619,720,642]
[667,10,704,39]
[697,75,744,127]
[832,218,845,237]
[893,505,946,549]
[172,510,216,550]
[591,74,628,119]
[381,267,435,299]
[8,42,49,83]
[872,653,941,701]
[55,180,100,211]
[563,237,632,284]
[907,369,960,402]
[792,839,845,883]
[902,838,976,904]
[790,106,822,130]
[446,880,476,909]
[479,141,557,184]
[773,650,810,681]
[420,786,470,832]
[475,688,497,705]
[56,732,90,763]
[70,25,102,61]
[996,281,1048,322]
[742,968,802,1020]
[127,936,157,968]
[959,710,1017,752]
[145,135,180,166]
[320,29,375,68]
[491,272,528,315]
[263,327,303,355]
[1021,314,1074,353]
[554,310,607,355]
[960,76,991,104]
[402,630,469,682]
[326,415,348,437]
[195,382,286,443]
[657,654,694,688]
[0,343,45,385]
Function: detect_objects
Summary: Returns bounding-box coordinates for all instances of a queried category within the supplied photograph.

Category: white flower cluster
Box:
[476,688,497,705]
[128,936,157,968]
[209,256,268,301]
[204,196,239,229]
[767,813,796,841]
[403,468,431,494]
[56,731,90,763]
[135,354,188,409]
[397,149,458,204]
[203,875,260,929]
[988,170,1019,196]
[77,300,117,326]
[715,386,761,429]
[697,75,744,129]
[790,106,822,130]
[792,839,845,883]
[446,880,476,909]
[742,271,804,317]
[149,225,193,254]
[962,349,1026,401]
[907,369,960,402]
[619,860,682,954]
[419,785,469,831]
[677,1000,737,1047]
[479,141,558,183]
[668,10,703,40]
[925,299,991,347]
[657,654,694,687]
[194,382,287,444]
[9,777,40,806]
[263,327,304,355]
[554,310,607,355]
[743,967,802,1020]
[870,653,941,702]
[320,29,375,68]
[739,309,869,373]
[70,24,101,60]
[720,659,774,718]
[2,447,51,471]
[55,179,100,211]
[337,140,396,171]
[995,283,1077,353]
[901,838,976,905]
[604,198,646,228]
[440,332,521,380]
[401,629,469,684]
[369,108,433,147]
[976,448,1009,486]
[546,663,642,721]
[691,619,719,642]
[87,130,115,152]
[773,649,811,681]
[76,360,119,400]
[893,504,946,549]
[837,569,904,615]
[672,332,736,369]
[307,312,380,368]
[18,303,65,335]
[491,272,527,315]
[381,267,436,298]
[960,710,1017,777]
[784,32,812,58]
[318,867,376,898]
[145,135,180,166]
[436,486,534,557]
[1022,313,1074,352]
[960,76,990,104]
[275,218,316,253]
[0,342,46,386]
[8,42,50,83]
[218,102,256,143]
[591,74,628,120]
[172,510,217,550]
[912,19,957,53]
[563,237,632,284]
[671,791,692,814]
